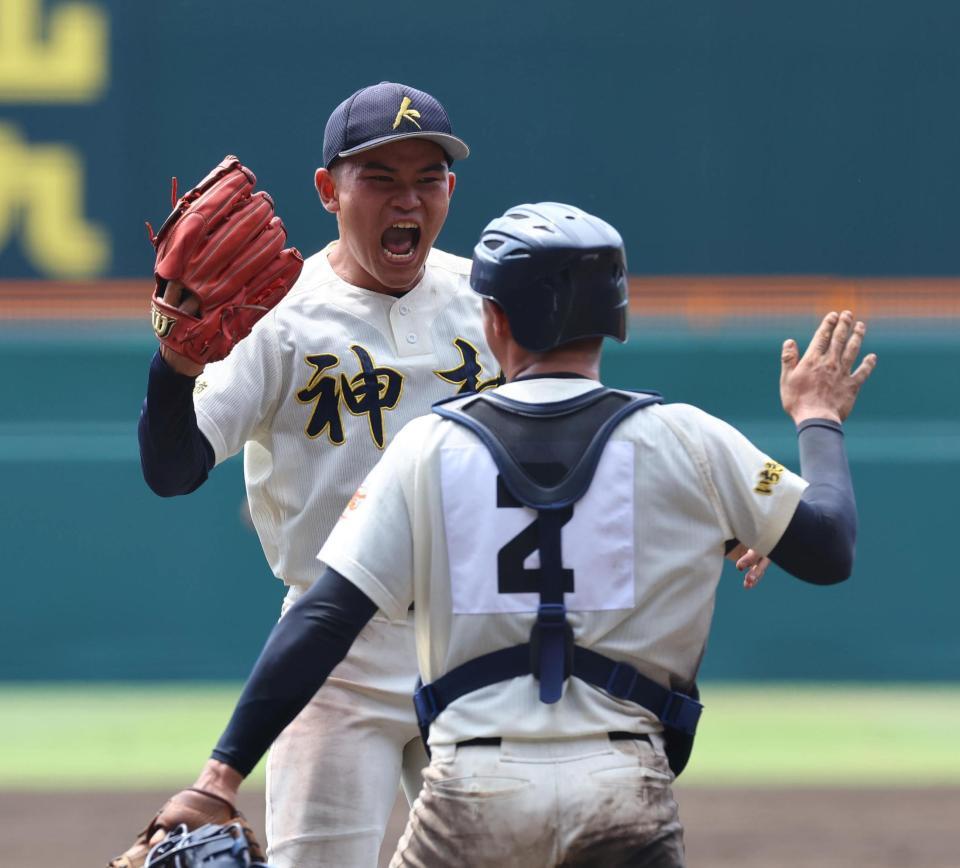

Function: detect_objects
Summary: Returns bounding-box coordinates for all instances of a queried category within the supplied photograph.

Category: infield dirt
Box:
[5,787,957,867]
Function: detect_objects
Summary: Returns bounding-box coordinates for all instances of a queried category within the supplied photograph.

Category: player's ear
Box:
[447,171,456,199]
[493,303,512,341]
[315,168,339,214]
[483,298,509,340]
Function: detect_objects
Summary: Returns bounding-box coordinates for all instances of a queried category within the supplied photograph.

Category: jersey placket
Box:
[389,276,443,359]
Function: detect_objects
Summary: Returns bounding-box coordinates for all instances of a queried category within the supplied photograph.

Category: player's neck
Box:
[326,241,423,296]
[506,353,600,383]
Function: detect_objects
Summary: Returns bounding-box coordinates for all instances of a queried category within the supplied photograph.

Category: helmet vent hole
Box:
[506,213,527,220]
[483,238,505,250]
[565,215,576,220]
[533,224,555,233]
[504,251,531,259]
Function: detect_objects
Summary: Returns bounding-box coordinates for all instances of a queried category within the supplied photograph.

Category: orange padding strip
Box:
[0,277,958,321]
[627,276,960,320]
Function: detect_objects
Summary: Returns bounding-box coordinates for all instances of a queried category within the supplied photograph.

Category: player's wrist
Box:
[160,343,205,378]
[192,758,244,804]
[786,405,842,426]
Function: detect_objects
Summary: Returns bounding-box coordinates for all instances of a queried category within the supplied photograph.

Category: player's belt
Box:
[456,732,653,748]
[413,644,702,737]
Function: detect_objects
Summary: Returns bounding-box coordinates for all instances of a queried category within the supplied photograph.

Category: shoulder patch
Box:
[754,460,786,495]
[341,483,368,518]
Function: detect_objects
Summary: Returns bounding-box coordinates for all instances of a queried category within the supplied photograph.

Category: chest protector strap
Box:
[415,386,704,775]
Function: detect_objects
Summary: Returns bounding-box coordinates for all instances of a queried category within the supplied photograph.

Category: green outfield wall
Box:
[1,323,956,681]
[2,0,957,682]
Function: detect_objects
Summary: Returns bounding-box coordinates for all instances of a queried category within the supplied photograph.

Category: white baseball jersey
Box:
[319,377,808,745]
[192,243,501,592]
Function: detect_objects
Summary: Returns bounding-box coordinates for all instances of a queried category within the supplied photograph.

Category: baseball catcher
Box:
[147,155,303,366]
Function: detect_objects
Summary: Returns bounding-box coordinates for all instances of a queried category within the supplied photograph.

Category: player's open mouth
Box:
[381,222,420,262]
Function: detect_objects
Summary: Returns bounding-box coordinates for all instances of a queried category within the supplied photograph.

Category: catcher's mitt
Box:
[108,788,266,868]
[148,155,303,365]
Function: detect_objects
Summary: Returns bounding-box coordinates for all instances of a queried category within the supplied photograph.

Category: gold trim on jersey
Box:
[295,346,406,449]
[296,352,346,445]
[340,345,405,450]
[434,337,505,394]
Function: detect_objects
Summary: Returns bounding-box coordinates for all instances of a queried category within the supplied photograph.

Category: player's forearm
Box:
[768,419,857,584]
[210,567,378,777]
[138,349,215,496]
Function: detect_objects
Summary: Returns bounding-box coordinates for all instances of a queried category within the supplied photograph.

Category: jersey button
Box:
[399,304,410,316]
[406,333,418,344]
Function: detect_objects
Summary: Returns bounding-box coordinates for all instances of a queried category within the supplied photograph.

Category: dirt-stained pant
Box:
[390,734,685,868]
[266,611,427,868]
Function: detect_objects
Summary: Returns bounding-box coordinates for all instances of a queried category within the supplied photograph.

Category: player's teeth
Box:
[392,222,419,230]
[383,248,416,260]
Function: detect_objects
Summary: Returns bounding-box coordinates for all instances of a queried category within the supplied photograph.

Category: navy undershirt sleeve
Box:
[138,350,215,496]
[768,418,857,585]
[211,568,378,777]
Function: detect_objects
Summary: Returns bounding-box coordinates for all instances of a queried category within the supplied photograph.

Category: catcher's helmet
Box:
[145,823,270,868]
[470,202,628,352]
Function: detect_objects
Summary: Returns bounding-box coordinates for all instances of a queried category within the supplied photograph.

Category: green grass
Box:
[679,684,960,787]
[0,683,265,790]
[1,683,958,790]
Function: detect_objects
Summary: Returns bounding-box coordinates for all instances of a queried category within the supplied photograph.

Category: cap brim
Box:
[336,131,470,163]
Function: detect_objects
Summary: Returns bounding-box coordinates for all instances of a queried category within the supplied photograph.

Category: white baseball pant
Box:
[390,733,685,867]
[265,610,426,868]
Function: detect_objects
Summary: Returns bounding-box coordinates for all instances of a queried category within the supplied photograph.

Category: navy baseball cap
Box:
[322,81,470,168]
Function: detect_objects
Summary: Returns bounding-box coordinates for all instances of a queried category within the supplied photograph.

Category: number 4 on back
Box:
[496,474,575,595]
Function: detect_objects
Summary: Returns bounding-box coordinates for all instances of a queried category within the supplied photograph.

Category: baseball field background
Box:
[1,1,958,866]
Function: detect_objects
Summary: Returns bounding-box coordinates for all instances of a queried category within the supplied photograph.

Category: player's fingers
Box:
[743,555,771,589]
[161,279,185,307]
[840,320,866,371]
[828,310,853,360]
[780,338,799,384]
[851,352,878,387]
[162,280,201,316]
[149,827,169,847]
[736,548,761,571]
[725,542,747,564]
[805,311,839,359]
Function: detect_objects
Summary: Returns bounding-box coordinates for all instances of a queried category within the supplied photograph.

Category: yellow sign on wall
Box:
[0,0,108,102]
[0,0,109,276]
[0,124,109,276]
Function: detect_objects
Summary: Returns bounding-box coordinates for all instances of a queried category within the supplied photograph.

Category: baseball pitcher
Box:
[124,83,501,867]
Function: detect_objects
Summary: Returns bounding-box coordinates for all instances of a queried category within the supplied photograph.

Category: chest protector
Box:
[414,385,703,776]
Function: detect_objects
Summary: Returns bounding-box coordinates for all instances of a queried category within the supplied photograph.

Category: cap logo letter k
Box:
[392,96,422,130]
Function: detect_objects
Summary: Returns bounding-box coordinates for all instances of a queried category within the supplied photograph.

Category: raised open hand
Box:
[780,310,877,425]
